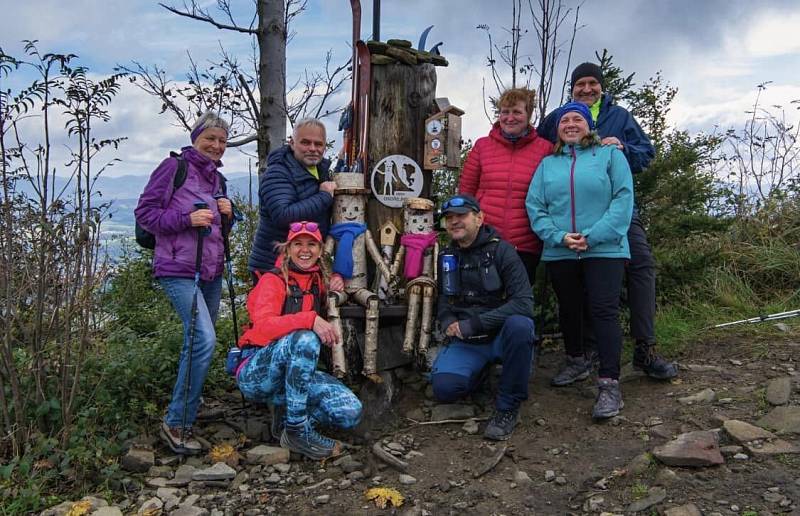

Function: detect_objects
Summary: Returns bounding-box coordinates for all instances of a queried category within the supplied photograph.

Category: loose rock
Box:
[766,377,793,405]
[664,503,702,516]
[430,404,476,421]
[245,445,290,466]
[399,474,417,485]
[757,406,800,433]
[677,388,716,405]
[627,486,667,513]
[723,419,775,442]
[192,462,236,482]
[652,431,724,467]
[121,448,155,473]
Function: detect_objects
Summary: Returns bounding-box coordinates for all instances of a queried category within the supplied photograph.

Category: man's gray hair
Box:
[191,111,230,135]
[292,117,326,138]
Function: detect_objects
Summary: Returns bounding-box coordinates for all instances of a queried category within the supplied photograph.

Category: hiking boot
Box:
[160,422,202,455]
[633,341,678,380]
[483,409,519,441]
[280,421,343,461]
[551,354,592,386]
[592,378,623,420]
[270,404,285,442]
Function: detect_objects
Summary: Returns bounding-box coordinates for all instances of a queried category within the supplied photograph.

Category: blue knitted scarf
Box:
[328,222,367,279]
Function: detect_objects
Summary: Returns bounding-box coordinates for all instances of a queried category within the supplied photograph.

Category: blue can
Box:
[441,253,460,296]
[225,347,242,376]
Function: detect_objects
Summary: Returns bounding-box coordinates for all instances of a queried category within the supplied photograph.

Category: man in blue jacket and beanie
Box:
[537,62,678,381]
[248,118,337,280]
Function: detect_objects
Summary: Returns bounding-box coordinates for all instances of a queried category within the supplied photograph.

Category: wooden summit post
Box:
[365,41,438,237]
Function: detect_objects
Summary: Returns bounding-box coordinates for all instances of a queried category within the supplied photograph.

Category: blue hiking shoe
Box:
[280,420,342,461]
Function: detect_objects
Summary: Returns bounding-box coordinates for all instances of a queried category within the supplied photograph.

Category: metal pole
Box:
[372,0,380,41]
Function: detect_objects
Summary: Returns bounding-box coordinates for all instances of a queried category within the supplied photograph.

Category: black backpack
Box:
[134,154,189,249]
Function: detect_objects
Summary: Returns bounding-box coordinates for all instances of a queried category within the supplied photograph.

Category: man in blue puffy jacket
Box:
[537,62,678,381]
[248,118,337,280]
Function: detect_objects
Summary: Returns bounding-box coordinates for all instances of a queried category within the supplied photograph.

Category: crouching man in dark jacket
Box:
[431,194,535,441]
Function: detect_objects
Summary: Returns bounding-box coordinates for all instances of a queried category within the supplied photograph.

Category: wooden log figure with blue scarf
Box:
[324,172,393,381]
[390,197,438,356]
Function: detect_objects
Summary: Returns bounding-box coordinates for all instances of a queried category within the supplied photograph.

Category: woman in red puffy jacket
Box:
[459,88,553,282]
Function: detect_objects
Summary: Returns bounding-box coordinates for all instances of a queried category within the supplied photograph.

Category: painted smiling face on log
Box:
[404,209,434,234]
[333,194,366,223]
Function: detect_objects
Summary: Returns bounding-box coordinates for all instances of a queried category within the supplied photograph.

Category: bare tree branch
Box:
[159,1,258,34]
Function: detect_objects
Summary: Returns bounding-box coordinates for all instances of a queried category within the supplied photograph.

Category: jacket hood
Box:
[181,146,223,184]
[488,122,540,148]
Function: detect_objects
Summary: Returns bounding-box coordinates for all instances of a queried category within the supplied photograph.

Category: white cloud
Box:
[743,11,800,57]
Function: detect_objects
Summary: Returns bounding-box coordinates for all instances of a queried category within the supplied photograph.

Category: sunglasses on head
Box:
[443,197,477,211]
[289,221,319,233]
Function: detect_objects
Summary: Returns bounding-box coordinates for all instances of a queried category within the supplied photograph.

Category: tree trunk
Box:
[258,0,287,169]
[366,63,437,236]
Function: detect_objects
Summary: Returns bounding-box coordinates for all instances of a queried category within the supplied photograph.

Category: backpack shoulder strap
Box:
[170,152,188,191]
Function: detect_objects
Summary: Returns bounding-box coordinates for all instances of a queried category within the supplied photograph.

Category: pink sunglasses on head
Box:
[289,221,319,233]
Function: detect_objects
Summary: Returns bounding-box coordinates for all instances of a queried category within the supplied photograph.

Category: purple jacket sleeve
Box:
[134,157,191,235]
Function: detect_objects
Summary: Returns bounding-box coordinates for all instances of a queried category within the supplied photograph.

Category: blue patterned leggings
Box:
[237,330,362,429]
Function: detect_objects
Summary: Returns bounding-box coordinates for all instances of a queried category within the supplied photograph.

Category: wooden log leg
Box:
[328,292,348,378]
[419,285,435,354]
[403,284,422,353]
[352,289,381,382]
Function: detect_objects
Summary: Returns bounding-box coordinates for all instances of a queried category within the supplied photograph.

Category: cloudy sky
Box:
[3,0,800,178]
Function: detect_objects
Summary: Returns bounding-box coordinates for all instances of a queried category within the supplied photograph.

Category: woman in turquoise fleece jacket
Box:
[525,101,633,421]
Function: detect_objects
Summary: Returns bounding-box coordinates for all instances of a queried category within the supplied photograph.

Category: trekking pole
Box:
[711,308,800,329]
[216,194,248,418]
[182,201,210,444]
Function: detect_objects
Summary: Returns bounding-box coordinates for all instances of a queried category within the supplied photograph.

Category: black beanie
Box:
[571,62,603,88]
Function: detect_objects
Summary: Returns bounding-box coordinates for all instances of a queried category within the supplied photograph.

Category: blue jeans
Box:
[430,315,535,411]
[237,330,362,429]
[159,276,222,428]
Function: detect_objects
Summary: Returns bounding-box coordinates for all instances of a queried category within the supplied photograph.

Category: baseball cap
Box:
[441,194,481,215]
[287,221,322,243]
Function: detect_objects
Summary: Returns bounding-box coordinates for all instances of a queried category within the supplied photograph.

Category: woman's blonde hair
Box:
[553,131,602,154]
[274,240,331,294]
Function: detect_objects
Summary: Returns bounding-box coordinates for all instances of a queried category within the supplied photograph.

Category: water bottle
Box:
[441,253,460,296]
[225,347,242,376]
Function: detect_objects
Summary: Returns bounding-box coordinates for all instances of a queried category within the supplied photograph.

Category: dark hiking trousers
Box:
[580,213,656,351]
[626,213,656,342]
[548,258,625,380]
[430,315,536,411]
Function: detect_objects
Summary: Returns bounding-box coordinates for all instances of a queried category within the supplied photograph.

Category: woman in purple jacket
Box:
[135,112,233,455]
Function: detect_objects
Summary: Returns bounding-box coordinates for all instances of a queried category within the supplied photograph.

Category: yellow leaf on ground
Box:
[365,487,404,509]
[66,500,92,516]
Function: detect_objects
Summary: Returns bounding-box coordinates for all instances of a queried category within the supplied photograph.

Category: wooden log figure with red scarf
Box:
[390,197,438,355]
[325,173,393,381]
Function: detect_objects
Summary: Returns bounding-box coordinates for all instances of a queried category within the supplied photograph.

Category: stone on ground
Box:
[677,388,716,405]
[399,473,417,485]
[191,462,236,481]
[245,444,290,465]
[627,486,666,513]
[766,377,793,405]
[664,503,702,516]
[757,406,800,434]
[170,506,210,516]
[121,447,155,473]
[746,439,800,455]
[430,403,475,421]
[166,464,197,487]
[652,430,724,467]
[92,507,123,516]
[137,497,163,515]
[723,419,776,442]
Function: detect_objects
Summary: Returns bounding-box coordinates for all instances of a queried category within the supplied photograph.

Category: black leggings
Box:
[547,258,625,380]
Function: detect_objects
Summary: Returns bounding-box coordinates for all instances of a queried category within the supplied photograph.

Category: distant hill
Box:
[14,172,260,260]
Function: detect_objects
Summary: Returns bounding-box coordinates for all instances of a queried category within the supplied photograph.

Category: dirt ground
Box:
[180,334,798,516]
